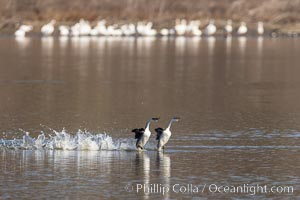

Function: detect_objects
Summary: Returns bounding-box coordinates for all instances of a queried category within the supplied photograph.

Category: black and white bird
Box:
[155,117,180,151]
[132,118,159,150]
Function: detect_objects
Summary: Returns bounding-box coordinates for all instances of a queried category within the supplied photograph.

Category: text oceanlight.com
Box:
[125,183,294,196]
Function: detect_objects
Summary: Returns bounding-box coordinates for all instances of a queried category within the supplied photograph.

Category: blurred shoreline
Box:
[0,0,299,35]
[1,20,299,36]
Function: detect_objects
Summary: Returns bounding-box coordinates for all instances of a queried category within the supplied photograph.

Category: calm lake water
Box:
[0,36,300,199]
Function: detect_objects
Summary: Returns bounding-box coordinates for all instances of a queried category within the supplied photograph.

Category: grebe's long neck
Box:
[166,120,174,131]
[145,120,152,130]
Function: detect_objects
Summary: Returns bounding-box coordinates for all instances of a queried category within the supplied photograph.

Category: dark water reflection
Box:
[0,36,300,199]
[0,149,299,199]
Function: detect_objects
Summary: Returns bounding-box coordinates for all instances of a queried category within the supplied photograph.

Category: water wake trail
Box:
[0,129,156,151]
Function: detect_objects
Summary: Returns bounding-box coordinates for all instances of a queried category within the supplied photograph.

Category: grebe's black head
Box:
[172,117,180,122]
[151,117,160,122]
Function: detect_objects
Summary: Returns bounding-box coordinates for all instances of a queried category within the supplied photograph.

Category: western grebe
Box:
[132,118,159,150]
[175,19,187,36]
[41,20,56,36]
[205,20,216,36]
[257,22,264,35]
[15,25,33,37]
[155,117,180,151]
[59,25,70,36]
[237,22,247,36]
[225,20,233,35]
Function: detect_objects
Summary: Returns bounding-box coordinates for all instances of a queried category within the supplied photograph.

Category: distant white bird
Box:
[145,22,153,31]
[237,22,247,35]
[155,117,180,151]
[144,29,157,37]
[19,25,33,32]
[137,22,145,35]
[90,28,99,36]
[78,19,91,36]
[15,29,26,37]
[160,28,169,36]
[175,19,187,36]
[205,20,217,36]
[136,21,157,36]
[187,20,202,36]
[121,24,136,36]
[70,24,80,37]
[225,20,233,35]
[191,28,202,36]
[94,20,107,36]
[257,21,264,35]
[41,20,56,36]
[59,25,70,36]
[128,24,136,35]
[14,25,33,37]
[186,20,200,31]
[107,25,122,36]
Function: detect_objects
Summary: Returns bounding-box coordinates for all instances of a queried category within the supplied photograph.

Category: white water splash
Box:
[0,129,156,151]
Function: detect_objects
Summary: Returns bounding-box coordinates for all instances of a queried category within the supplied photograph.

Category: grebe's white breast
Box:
[138,129,151,148]
[159,129,172,147]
